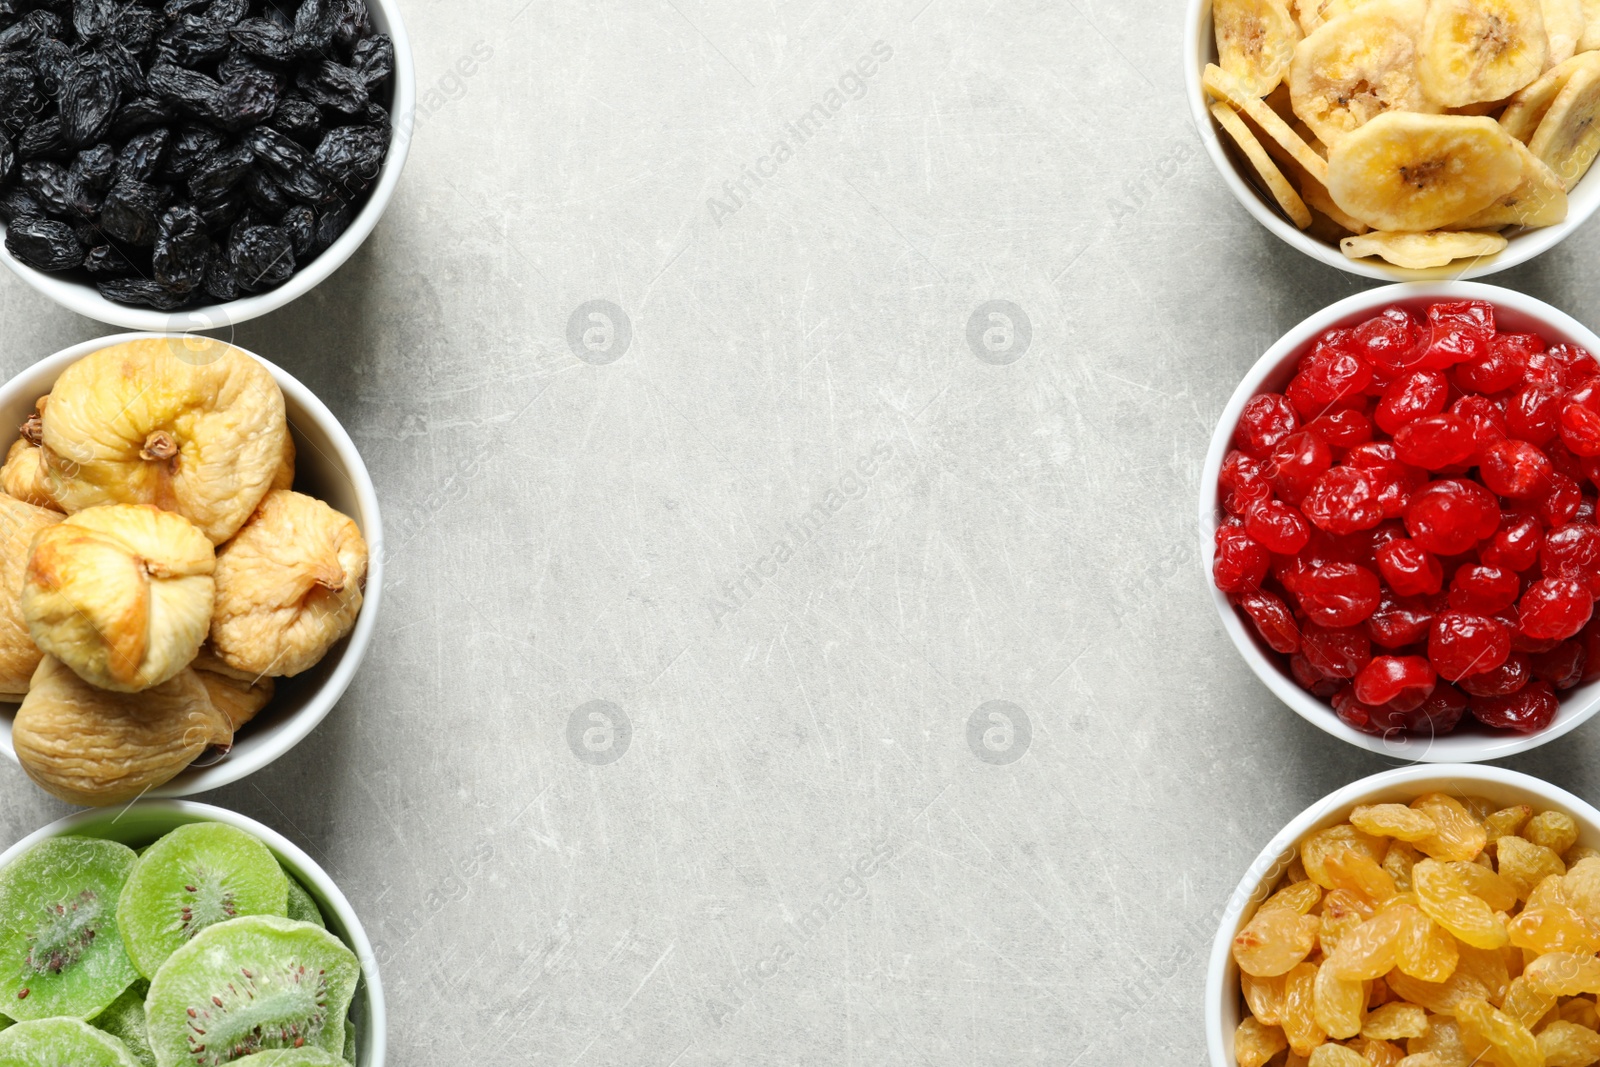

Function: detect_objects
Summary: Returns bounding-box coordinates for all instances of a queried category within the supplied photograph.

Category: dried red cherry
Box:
[1355,308,1425,375]
[1448,564,1520,614]
[1470,679,1559,733]
[1303,623,1373,679]
[1304,408,1374,450]
[1530,640,1586,690]
[1301,466,1383,535]
[1287,346,1372,419]
[1235,393,1299,457]
[1405,479,1499,556]
[1508,382,1566,447]
[1458,652,1531,698]
[1291,651,1343,697]
[1244,500,1311,554]
[1240,590,1300,654]
[1479,439,1554,498]
[1418,300,1494,370]
[1429,611,1511,681]
[1376,370,1449,435]
[1393,413,1477,469]
[1354,655,1437,710]
[1298,562,1383,627]
[1480,514,1544,572]
[1366,592,1438,649]
[1518,577,1595,641]
[1265,430,1333,505]
[1376,538,1444,596]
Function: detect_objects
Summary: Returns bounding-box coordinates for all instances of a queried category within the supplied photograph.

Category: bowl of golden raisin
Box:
[0,334,382,805]
[1209,763,1600,1067]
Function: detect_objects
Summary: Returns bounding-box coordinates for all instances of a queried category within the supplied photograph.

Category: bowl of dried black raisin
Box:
[0,0,414,330]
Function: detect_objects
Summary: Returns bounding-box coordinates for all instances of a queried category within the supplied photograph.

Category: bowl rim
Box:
[1200,281,1600,761]
[0,332,384,795]
[1182,0,1600,281]
[0,0,415,331]
[1205,763,1600,1067]
[0,798,386,1066]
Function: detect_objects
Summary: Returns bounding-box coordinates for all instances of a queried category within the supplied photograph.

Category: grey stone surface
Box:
[7,0,1600,1062]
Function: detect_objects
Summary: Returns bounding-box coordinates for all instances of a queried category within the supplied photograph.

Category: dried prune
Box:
[65,142,115,214]
[81,242,131,275]
[96,277,191,310]
[230,19,294,65]
[98,177,164,245]
[295,60,366,115]
[5,215,84,270]
[20,159,72,216]
[271,95,323,146]
[117,126,170,182]
[187,139,252,201]
[60,54,120,147]
[230,222,292,290]
[152,203,207,292]
[352,34,392,86]
[313,124,383,190]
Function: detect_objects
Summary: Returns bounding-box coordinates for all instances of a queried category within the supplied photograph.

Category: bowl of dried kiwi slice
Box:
[0,0,416,330]
[0,800,384,1066]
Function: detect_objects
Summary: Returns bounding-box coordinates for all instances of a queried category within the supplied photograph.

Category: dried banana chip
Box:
[1456,136,1570,225]
[1206,62,1331,184]
[1216,0,1301,96]
[1501,51,1600,139]
[1529,56,1600,185]
[1292,0,1382,33]
[1583,0,1600,50]
[1290,0,1436,146]
[1327,111,1524,229]
[1419,0,1550,107]
[1546,0,1587,65]
[1341,229,1510,267]
[1212,102,1315,227]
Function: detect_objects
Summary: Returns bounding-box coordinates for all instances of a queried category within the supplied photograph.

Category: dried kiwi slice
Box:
[283,875,325,930]
[220,1052,346,1066]
[93,982,154,1067]
[145,916,359,1067]
[0,1017,141,1067]
[118,824,289,980]
[0,837,140,1021]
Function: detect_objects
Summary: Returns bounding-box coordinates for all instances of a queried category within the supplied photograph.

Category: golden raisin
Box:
[1315,956,1368,1038]
[1236,907,1323,977]
[1308,1044,1373,1067]
[1352,803,1440,842]
[1565,858,1600,926]
[1347,1036,1403,1067]
[1361,1002,1427,1040]
[1305,825,1390,890]
[1538,1020,1600,1067]
[1243,971,1287,1026]
[1413,859,1510,949]
[1327,850,1400,906]
[1396,909,1458,983]
[1393,1054,1447,1067]
[1384,843,1420,893]
[1321,890,1378,956]
[1454,943,1512,1006]
[1368,976,1393,1009]
[1407,1014,1469,1066]
[1330,907,1410,981]
[1387,967,1490,1014]
[1562,997,1600,1030]
[1411,794,1487,863]
[1447,860,1517,912]
[1525,953,1600,996]
[1283,962,1327,1055]
[1568,846,1600,867]
[1265,880,1327,915]
[1236,1016,1289,1067]
[1503,975,1558,1027]
[1507,901,1600,956]
[1455,995,1541,1067]
[1526,811,1581,856]
[1484,805,1534,845]
[1498,835,1568,902]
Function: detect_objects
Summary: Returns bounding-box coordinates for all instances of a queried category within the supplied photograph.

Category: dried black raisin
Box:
[0,128,12,183]
[313,197,349,251]
[208,64,277,132]
[160,16,232,68]
[230,222,291,290]
[98,177,163,245]
[162,122,223,180]
[187,138,252,201]
[312,124,383,191]
[152,203,207,292]
[71,0,115,43]
[195,186,242,229]
[5,215,84,270]
[230,18,293,65]
[271,95,323,146]
[97,277,192,310]
[117,126,170,183]
[281,203,313,256]
[241,167,287,216]
[291,0,334,59]
[65,142,114,214]
[99,43,149,97]
[82,242,132,275]
[20,159,72,216]
[16,116,62,160]
[202,243,236,298]
[59,54,120,146]
[207,0,248,26]
[295,59,365,114]
[0,186,41,221]
[351,34,391,86]
[110,96,175,139]
[246,125,329,203]
[330,0,369,49]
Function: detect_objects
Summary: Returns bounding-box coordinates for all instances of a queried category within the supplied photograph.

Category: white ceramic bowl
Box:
[1207,763,1597,1067]
[0,333,384,795]
[0,1,415,331]
[1202,281,1600,762]
[0,800,385,1065]
[1184,0,1600,280]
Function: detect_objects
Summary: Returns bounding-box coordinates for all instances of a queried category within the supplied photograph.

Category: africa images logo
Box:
[706,41,895,227]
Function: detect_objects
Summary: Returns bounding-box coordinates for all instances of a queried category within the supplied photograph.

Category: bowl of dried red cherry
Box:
[1203,282,1600,762]
[1207,763,1600,1067]
[0,0,414,331]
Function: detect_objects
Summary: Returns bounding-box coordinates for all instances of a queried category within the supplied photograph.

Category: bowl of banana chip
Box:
[1188,0,1600,278]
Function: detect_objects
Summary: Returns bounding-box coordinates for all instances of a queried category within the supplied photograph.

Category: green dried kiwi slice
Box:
[283,874,325,930]
[0,836,140,1020]
[93,981,154,1067]
[145,916,359,1067]
[118,824,289,980]
[0,1017,141,1067]
[343,1023,355,1065]
[221,1052,346,1066]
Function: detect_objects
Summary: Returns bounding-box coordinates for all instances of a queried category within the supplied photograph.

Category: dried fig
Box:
[210,491,365,677]
[271,430,296,492]
[39,338,288,543]
[0,496,60,696]
[12,656,231,806]
[23,504,215,693]
[191,646,273,730]
[2,439,58,510]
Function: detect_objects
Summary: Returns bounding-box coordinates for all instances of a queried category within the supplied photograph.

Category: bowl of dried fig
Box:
[0,0,415,330]
[0,333,382,804]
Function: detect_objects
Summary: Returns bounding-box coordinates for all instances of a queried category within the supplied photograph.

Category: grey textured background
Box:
[5,0,1600,1063]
